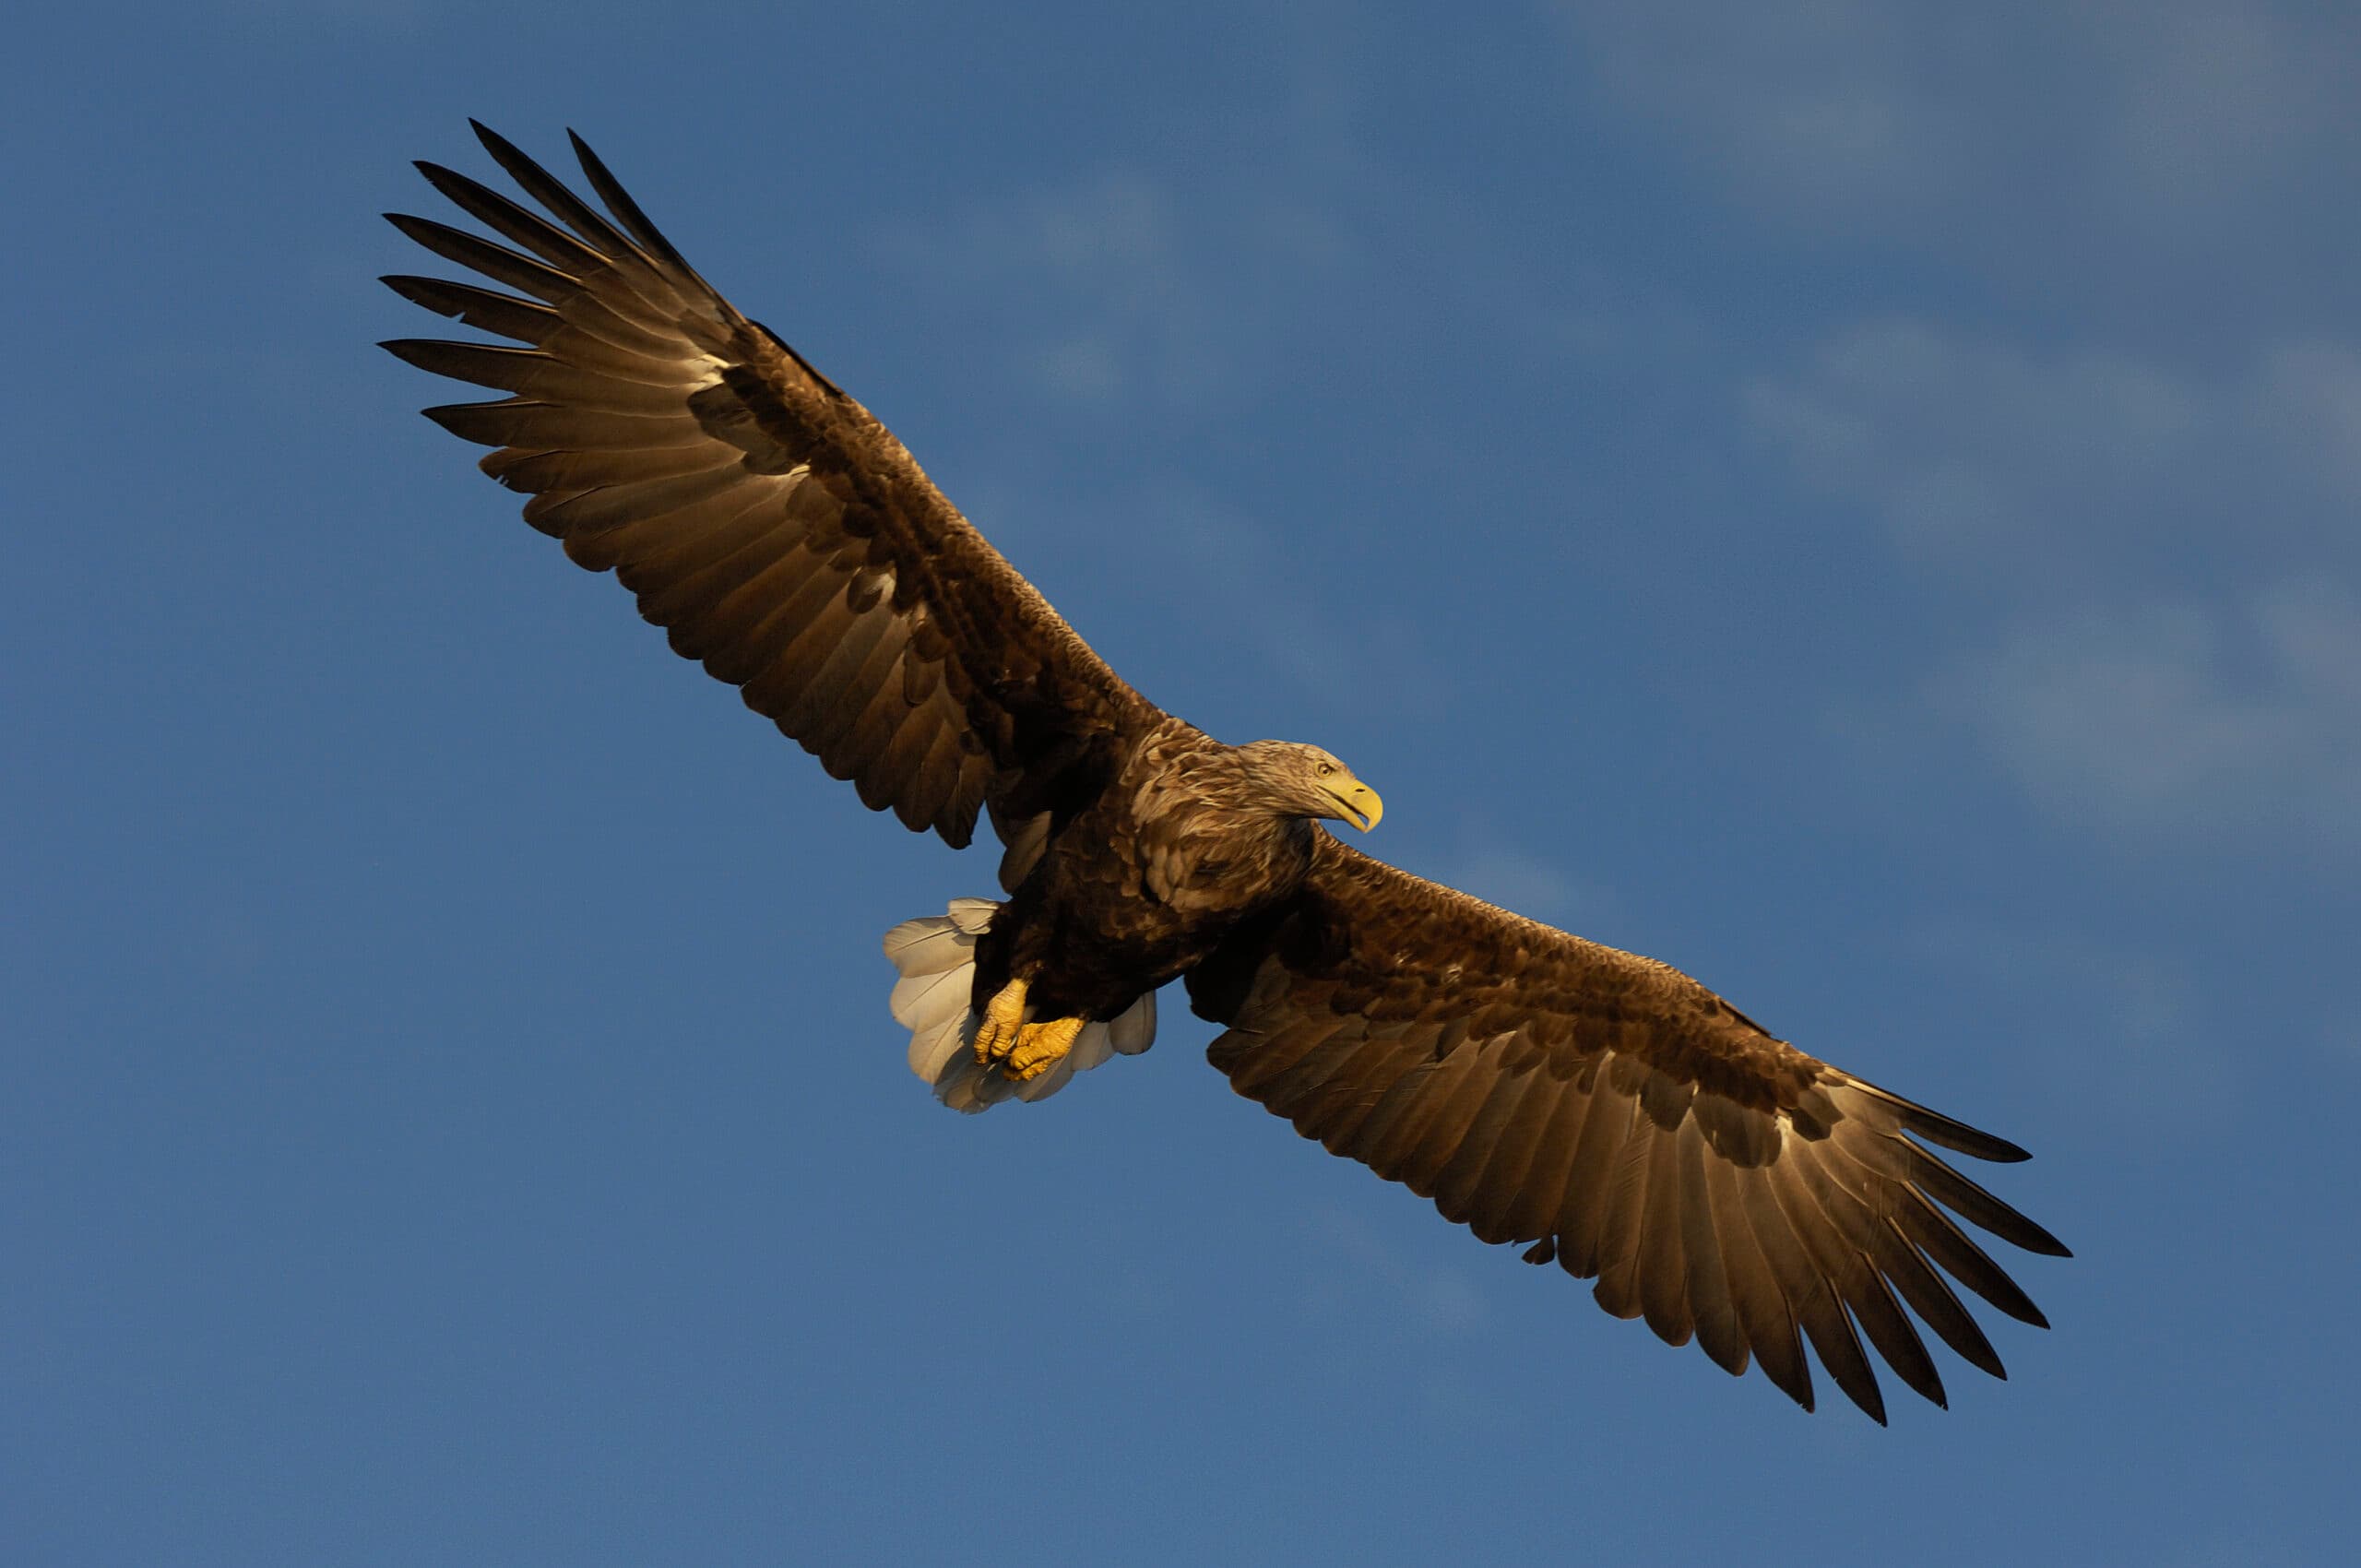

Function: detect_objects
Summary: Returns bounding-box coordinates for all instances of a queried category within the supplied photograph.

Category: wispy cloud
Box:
[892,172,1223,403]
[1899,915,2205,1123]
[1933,585,2361,848]
[1295,1200,1489,1337]
[1561,0,1975,221]
[879,160,1367,408]
[1423,820,1613,927]
[1738,305,2361,849]
[1557,0,2361,255]
[1745,320,2361,573]
[1126,495,1453,720]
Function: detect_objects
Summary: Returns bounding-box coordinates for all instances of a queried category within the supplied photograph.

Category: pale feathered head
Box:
[1231,741,1384,831]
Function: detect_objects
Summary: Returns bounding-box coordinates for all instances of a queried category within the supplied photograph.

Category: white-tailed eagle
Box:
[382,125,2069,1422]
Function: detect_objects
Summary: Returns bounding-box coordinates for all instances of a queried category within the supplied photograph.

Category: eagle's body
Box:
[981,722,1332,1023]
[383,124,2070,1423]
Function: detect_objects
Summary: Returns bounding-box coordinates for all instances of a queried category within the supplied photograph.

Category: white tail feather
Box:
[1109,991,1156,1053]
[881,899,1159,1112]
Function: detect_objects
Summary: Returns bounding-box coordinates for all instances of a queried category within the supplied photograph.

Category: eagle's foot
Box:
[971,978,1086,1081]
[1002,1015,1086,1081]
[972,976,1030,1067]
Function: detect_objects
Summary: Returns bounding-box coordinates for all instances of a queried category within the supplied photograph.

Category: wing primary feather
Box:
[1738,1158,1887,1423]
[1861,1083,2035,1162]
[567,129,718,292]
[1832,1120,2070,1256]
[1767,1153,1946,1409]
[380,339,679,410]
[1873,1217,2009,1381]
[1791,1145,2005,1384]
[382,275,557,342]
[469,120,648,267]
[1885,1182,2052,1329]
[413,159,612,278]
[435,402,706,454]
[383,213,576,304]
[421,398,543,447]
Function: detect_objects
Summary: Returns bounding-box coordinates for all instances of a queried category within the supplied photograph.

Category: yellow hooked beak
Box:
[1323,775,1384,832]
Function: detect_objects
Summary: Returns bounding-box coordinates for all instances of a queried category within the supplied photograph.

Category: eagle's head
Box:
[1233,740,1384,832]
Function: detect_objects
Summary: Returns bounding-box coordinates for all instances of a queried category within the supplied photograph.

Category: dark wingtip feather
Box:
[421,401,517,446]
[460,122,641,261]
[1892,1099,2034,1163]
[411,160,476,206]
[470,118,522,162]
[379,275,556,345]
[2016,1223,2073,1260]
[378,272,467,311]
[381,210,448,247]
[378,337,444,367]
[1757,1345,1816,1415]
[567,128,701,278]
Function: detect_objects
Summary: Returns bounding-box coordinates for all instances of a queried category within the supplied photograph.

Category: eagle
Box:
[381,124,2069,1423]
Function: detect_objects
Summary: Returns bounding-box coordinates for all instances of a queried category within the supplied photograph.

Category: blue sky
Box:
[9,3,2358,1563]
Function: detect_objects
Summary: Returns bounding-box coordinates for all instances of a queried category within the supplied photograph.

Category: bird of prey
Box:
[381,124,2069,1422]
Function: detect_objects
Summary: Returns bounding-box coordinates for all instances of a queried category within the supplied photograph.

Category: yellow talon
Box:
[972,977,1030,1066]
[1003,1016,1086,1081]
[971,978,1086,1081]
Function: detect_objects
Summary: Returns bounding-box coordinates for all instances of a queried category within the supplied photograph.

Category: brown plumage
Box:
[383,124,2069,1423]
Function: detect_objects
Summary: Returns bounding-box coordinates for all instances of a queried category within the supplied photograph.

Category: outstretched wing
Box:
[1186,836,2069,1422]
[382,124,1157,850]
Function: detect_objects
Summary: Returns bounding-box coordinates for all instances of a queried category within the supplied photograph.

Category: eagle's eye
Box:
[1316,762,1335,777]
